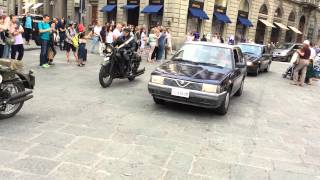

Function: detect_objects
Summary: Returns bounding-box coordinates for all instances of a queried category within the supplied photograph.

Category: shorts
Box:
[65,43,77,52]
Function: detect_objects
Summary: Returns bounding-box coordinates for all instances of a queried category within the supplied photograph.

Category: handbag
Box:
[5,36,15,45]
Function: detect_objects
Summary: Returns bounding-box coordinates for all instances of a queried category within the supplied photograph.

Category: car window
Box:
[173,44,233,69]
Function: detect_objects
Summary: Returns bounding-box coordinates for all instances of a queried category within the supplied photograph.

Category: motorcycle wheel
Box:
[0,82,25,120]
[128,76,135,81]
[99,64,113,88]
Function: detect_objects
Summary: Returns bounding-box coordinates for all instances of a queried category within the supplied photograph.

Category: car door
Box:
[260,46,270,69]
[231,48,243,95]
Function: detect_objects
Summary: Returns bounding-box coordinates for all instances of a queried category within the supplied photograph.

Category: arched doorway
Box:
[255,4,268,44]
[297,16,306,43]
[235,0,252,43]
[212,0,230,40]
[270,7,283,43]
[285,11,296,42]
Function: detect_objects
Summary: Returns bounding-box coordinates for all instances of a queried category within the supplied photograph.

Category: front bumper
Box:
[148,82,227,109]
[246,64,258,73]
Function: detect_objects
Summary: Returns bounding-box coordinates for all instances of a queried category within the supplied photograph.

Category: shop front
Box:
[212,4,231,38]
[123,0,140,26]
[100,0,117,23]
[285,11,302,43]
[255,4,275,44]
[141,0,164,28]
[186,0,209,35]
[235,0,253,43]
[270,7,288,43]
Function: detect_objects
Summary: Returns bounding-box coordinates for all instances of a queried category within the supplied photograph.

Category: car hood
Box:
[243,53,260,62]
[154,61,232,84]
[273,49,289,54]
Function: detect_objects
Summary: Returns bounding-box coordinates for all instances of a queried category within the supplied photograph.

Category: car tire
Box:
[153,97,165,104]
[253,67,259,76]
[216,92,230,115]
[235,80,244,97]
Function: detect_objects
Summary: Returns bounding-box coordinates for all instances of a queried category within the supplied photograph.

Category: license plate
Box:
[171,88,190,98]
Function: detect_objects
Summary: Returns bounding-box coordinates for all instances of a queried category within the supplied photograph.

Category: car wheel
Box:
[235,80,244,97]
[153,97,165,104]
[216,92,230,115]
[253,67,259,76]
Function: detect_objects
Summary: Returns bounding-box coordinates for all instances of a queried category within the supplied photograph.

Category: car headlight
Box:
[151,75,165,85]
[246,61,253,66]
[202,84,219,93]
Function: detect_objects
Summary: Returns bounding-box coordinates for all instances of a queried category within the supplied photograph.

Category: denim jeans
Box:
[3,44,10,58]
[90,36,99,53]
[40,40,49,66]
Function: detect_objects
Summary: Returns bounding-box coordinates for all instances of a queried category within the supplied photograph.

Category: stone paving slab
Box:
[0,50,319,179]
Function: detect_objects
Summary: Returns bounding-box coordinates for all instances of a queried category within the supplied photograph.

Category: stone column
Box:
[247,0,260,42]
[139,0,148,26]
[67,0,74,19]
[117,0,126,24]
[98,0,107,23]
[162,0,188,49]
[225,0,240,39]
[202,0,215,37]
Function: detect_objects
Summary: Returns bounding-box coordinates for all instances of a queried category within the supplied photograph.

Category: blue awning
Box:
[122,5,139,10]
[141,5,163,14]
[213,12,231,23]
[238,17,253,27]
[188,8,209,20]
[100,5,117,12]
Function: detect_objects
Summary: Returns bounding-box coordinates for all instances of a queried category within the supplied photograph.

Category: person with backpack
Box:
[47,22,57,65]
[10,15,25,61]
[22,12,33,45]
[78,28,92,67]
[65,22,78,63]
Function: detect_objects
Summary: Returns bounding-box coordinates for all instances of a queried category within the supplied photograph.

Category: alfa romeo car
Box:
[239,43,272,76]
[148,42,247,115]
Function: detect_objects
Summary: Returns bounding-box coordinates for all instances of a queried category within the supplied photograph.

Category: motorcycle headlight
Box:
[246,61,253,66]
[106,46,112,53]
[0,75,2,84]
[151,75,165,85]
[202,84,220,93]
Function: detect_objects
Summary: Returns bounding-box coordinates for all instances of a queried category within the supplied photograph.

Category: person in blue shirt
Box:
[38,14,51,68]
[22,12,33,45]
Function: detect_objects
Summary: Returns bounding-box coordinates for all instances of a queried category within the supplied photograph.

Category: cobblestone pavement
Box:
[0,49,320,180]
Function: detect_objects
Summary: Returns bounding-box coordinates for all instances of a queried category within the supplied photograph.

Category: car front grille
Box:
[163,78,202,91]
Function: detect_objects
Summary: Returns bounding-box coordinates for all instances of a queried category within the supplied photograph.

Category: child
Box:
[77,31,92,67]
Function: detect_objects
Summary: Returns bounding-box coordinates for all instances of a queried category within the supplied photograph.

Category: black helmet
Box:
[123,28,131,33]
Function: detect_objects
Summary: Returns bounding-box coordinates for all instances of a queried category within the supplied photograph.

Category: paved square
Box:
[0,49,319,179]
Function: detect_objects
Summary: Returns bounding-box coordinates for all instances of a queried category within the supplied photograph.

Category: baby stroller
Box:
[282,65,295,80]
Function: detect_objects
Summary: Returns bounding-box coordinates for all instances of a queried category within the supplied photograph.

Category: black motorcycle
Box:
[99,37,145,88]
[0,64,34,119]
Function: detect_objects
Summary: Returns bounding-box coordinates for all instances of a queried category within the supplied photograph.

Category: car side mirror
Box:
[236,62,246,68]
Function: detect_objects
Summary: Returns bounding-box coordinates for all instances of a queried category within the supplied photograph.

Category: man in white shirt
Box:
[310,43,316,61]
[113,23,122,39]
[90,22,102,54]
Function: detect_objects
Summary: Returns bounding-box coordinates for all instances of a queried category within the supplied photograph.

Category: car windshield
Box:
[278,43,293,49]
[239,44,262,56]
[173,44,233,69]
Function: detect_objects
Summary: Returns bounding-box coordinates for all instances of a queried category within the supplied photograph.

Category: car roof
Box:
[238,43,265,47]
[184,41,235,49]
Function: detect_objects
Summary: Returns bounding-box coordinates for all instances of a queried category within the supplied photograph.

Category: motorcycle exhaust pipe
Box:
[8,95,33,105]
[6,90,33,103]
[135,68,146,76]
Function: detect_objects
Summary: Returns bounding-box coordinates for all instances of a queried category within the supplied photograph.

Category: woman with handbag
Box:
[0,16,6,58]
[47,22,57,65]
[65,22,78,63]
[10,15,24,61]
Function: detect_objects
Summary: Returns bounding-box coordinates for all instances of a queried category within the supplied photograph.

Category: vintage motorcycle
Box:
[99,37,145,88]
[0,61,34,119]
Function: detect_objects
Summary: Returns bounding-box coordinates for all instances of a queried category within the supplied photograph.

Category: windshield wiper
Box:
[172,58,194,63]
[194,62,224,68]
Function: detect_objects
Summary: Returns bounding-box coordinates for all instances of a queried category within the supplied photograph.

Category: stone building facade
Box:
[96,0,320,49]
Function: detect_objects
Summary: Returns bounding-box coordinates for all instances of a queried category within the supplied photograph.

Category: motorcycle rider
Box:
[113,28,137,76]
